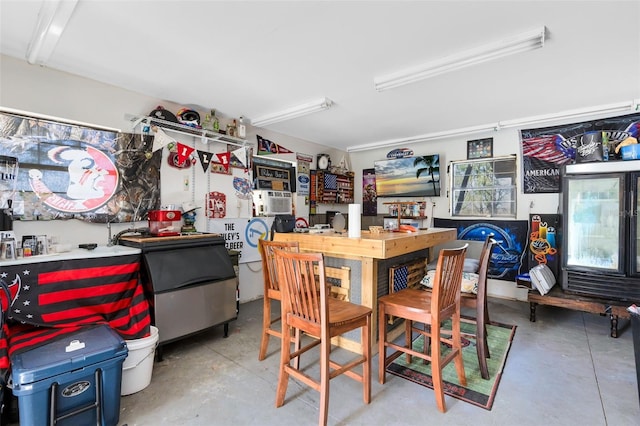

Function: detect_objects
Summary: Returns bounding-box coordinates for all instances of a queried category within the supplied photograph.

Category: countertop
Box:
[0,245,141,266]
[118,233,222,244]
[274,228,456,259]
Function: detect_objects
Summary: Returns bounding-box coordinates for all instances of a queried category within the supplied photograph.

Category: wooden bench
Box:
[528,286,631,337]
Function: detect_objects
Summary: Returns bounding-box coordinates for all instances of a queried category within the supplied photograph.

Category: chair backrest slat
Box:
[259,239,299,293]
[275,250,327,327]
[430,244,468,319]
[476,236,495,300]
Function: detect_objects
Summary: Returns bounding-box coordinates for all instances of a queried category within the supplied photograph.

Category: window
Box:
[450,155,517,218]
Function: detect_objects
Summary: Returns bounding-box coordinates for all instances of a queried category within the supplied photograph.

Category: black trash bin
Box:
[631,311,640,406]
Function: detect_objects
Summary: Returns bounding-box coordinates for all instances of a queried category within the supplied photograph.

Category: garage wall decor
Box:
[520,113,640,194]
[434,217,528,282]
[0,111,161,222]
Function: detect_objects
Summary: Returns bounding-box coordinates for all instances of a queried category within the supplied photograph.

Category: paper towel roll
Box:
[348,204,361,238]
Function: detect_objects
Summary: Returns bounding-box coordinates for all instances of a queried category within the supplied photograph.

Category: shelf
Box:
[315,170,354,205]
[383,201,427,230]
[125,114,248,147]
[384,216,427,220]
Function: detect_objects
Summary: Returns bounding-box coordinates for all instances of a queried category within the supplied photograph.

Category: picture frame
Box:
[467,137,493,159]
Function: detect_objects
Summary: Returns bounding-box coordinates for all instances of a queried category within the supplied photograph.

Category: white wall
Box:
[0,54,338,303]
[0,54,582,303]
[347,121,564,301]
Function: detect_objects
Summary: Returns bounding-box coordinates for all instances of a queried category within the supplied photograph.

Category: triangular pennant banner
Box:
[216,152,230,173]
[152,127,175,152]
[231,147,246,168]
[197,150,213,172]
[176,142,195,166]
[257,135,293,155]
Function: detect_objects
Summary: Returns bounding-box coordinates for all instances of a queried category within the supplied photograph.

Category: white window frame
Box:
[449,155,517,218]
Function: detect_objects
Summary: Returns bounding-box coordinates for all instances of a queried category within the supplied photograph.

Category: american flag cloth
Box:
[392,265,409,293]
[324,173,337,190]
[0,253,151,377]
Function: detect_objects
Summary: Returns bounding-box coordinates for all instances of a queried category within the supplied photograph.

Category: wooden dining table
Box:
[274,227,456,352]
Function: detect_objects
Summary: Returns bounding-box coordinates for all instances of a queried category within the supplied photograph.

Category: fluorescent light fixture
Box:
[347,123,497,152]
[26,0,79,65]
[347,100,638,152]
[251,98,333,127]
[498,101,635,129]
[374,27,546,92]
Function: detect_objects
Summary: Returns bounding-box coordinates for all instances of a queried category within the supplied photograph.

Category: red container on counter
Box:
[148,210,182,236]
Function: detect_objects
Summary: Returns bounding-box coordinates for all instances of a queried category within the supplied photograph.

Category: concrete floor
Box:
[113,296,639,426]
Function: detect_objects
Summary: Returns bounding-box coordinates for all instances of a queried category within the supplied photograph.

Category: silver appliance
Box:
[119,234,237,357]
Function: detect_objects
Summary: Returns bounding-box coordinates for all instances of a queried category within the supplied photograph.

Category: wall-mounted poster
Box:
[520,112,640,193]
[252,156,296,192]
[374,154,440,197]
[467,137,493,159]
[434,218,528,281]
[528,214,561,280]
[363,168,377,216]
[296,153,312,196]
[0,111,160,222]
[207,191,226,218]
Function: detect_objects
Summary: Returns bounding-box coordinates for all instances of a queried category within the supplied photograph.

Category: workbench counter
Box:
[274,228,456,352]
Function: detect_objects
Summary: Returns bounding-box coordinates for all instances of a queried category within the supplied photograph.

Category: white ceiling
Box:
[1,1,639,152]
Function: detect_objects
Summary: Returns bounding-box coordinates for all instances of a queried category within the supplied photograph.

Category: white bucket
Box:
[121,326,159,396]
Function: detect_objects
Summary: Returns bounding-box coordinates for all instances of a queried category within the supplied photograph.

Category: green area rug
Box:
[386,319,516,410]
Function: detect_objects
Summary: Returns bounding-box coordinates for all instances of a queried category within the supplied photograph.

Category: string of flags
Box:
[151,126,247,172]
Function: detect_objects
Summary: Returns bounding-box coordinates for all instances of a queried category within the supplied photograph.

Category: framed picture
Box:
[467,137,493,159]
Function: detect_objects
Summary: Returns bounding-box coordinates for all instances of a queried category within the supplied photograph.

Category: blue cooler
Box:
[10,324,128,426]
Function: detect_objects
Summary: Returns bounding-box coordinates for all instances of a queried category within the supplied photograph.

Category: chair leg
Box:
[362,314,371,404]
[420,323,431,364]
[476,316,490,380]
[404,319,412,364]
[319,333,331,426]
[451,314,467,388]
[258,297,272,361]
[292,328,301,370]
[378,305,387,384]
[275,323,291,408]
[430,321,446,413]
[476,299,491,379]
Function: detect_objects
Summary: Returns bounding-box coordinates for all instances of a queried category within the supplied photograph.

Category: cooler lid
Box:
[10,324,128,386]
[143,244,235,292]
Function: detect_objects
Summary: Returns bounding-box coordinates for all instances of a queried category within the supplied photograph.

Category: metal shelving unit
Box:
[125,113,248,147]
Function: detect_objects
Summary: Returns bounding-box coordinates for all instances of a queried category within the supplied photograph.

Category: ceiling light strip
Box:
[26,0,79,65]
[497,101,635,129]
[347,123,497,152]
[374,27,546,92]
[251,97,334,127]
[346,100,637,152]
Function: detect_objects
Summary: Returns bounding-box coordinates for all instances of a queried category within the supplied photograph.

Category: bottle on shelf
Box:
[212,110,220,132]
[237,116,246,139]
[227,119,237,137]
[202,113,214,131]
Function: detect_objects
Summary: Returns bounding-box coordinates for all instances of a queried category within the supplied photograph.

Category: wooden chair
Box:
[378,244,468,413]
[258,239,300,365]
[274,250,371,426]
[461,235,496,379]
[427,235,496,379]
